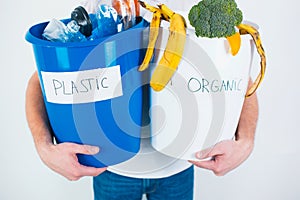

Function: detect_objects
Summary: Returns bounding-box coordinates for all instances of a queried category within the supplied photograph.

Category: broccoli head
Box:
[188,0,243,38]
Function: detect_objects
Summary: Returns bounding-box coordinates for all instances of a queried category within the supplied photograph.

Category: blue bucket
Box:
[26,17,149,167]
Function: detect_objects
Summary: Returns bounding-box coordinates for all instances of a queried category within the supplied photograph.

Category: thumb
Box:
[71,144,100,155]
[195,146,214,160]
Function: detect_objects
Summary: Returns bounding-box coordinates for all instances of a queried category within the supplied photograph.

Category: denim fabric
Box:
[93,166,194,200]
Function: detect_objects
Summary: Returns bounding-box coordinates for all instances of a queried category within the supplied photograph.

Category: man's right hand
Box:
[37,142,107,181]
[26,72,106,181]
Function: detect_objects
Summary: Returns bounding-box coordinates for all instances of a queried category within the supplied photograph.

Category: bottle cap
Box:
[71,6,92,37]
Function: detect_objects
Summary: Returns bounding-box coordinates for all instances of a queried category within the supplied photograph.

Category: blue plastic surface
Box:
[26,17,149,167]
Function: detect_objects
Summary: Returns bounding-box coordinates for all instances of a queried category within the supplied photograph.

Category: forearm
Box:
[235,80,259,143]
[25,71,53,152]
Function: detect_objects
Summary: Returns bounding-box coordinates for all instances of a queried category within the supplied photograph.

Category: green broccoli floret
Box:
[188,0,243,38]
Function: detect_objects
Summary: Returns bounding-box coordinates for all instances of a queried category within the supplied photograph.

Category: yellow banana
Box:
[138,1,161,71]
[150,10,187,91]
[237,23,266,97]
[139,3,187,91]
[157,4,173,21]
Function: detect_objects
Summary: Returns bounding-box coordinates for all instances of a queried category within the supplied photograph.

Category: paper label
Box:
[41,66,123,104]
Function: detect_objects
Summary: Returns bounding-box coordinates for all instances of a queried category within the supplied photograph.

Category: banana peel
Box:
[237,23,266,97]
[138,1,187,91]
[138,2,161,71]
[225,23,266,97]
[150,13,186,91]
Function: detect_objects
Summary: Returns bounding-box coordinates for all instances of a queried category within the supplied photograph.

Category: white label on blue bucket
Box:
[41,65,123,104]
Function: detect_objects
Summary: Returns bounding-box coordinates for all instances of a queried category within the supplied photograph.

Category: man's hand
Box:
[190,80,258,176]
[189,138,253,176]
[38,142,107,181]
[26,72,106,181]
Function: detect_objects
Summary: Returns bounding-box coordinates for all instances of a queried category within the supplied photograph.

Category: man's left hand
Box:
[189,138,254,176]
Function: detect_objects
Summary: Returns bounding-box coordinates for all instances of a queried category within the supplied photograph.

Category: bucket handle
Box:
[239,24,266,98]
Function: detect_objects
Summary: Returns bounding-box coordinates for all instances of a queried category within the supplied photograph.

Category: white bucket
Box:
[150,28,255,160]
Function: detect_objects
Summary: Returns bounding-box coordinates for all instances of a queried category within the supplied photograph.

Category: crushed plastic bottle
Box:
[43,19,88,42]
[88,4,120,40]
[42,6,92,42]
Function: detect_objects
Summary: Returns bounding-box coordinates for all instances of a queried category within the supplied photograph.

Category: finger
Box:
[195,146,216,159]
[65,143,100,155]
[195,141,230,159]
[77,145,100,155]
[189,159,215,171]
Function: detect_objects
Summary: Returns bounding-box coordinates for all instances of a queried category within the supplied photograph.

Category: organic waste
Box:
[138,1,187,92]
[189,0,266,97]
[139,0,266,97]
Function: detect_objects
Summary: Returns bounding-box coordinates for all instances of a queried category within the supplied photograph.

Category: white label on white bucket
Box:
[41,65,123,104]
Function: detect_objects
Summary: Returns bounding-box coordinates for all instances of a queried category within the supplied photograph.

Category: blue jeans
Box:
[93,166,194,200]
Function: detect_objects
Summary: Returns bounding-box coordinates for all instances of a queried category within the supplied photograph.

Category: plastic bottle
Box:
[88,3,120,40]
[43,6,92,42]
[86,0,139,40]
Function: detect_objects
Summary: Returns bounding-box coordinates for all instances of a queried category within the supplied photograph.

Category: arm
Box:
[190,80,258,176]
[25,71,106,180]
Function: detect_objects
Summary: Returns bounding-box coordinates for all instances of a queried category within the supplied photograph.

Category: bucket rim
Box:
[25,16,147,48]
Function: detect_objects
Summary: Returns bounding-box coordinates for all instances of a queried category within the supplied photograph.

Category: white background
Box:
[0,0,299,199]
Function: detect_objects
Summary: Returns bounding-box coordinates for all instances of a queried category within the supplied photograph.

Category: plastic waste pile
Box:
[42,0,139,42]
